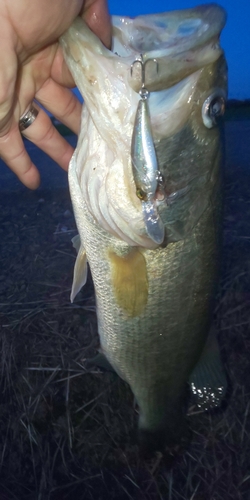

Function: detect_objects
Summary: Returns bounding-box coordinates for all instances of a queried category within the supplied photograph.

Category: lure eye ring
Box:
[202,89,227,128]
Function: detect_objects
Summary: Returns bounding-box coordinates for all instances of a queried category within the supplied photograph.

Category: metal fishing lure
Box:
[131,54,165,245]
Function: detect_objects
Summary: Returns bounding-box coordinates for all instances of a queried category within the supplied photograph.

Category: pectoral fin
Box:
[70,235,88,302]
[109,248,148,317]
[72,234,81,253]
[189,327,227,411]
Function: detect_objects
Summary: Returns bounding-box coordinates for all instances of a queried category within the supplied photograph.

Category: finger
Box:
[81,0,112,48]
[35,77,82,135]
[0,33,17,130]
[21,104,74,171]
[50,44,77,88]
[0,121,41,189]
[0,43,41,189]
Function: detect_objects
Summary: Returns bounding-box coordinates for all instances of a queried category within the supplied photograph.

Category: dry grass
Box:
[0,158,250,499]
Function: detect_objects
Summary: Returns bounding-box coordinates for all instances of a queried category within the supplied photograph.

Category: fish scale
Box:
[70,149,219,436]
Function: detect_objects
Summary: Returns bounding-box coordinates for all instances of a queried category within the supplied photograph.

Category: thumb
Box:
[0,43,18,134]
[80,0,111,49]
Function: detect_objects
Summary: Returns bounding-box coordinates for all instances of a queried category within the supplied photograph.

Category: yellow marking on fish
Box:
[109,248,148,317]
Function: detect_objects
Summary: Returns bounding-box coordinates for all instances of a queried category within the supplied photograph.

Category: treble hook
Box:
[130,54,158,99]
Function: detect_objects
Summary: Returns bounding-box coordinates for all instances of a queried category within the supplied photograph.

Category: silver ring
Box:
[19,104,39,132]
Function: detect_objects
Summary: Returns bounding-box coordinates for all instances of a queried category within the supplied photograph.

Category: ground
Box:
[0,112,249,499]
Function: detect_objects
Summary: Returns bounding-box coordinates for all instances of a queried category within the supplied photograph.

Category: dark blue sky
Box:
[108,1,249,99]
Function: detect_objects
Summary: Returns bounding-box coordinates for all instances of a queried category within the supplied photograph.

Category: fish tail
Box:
[189,326,227,410]
[138,410,191,456]
[137,386,191,454]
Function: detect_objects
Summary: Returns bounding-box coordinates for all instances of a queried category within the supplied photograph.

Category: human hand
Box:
[0,0,111,188]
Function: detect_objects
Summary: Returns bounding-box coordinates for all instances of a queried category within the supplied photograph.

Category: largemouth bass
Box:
[60,4,227,452]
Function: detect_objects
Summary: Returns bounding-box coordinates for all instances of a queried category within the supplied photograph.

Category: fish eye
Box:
[202,89,226,128]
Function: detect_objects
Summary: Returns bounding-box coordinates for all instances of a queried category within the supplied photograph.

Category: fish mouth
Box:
[62,4,226,92]
[60,4,226,108]
[113,4,226,57]
[111,4,226,91]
